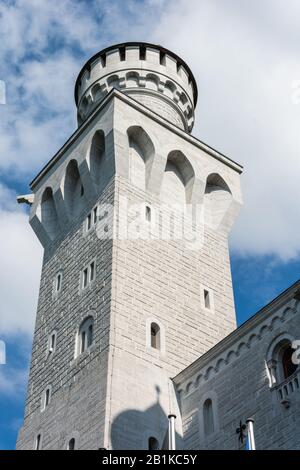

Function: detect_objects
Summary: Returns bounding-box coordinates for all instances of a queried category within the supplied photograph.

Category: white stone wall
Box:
[76,44,196,132]
[175,284,300,450]
[17,90,243,449]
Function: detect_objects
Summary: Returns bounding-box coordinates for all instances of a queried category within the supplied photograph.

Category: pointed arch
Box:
[63,159,85,217]
[161,150,195,205]
[127,126,155,191]
[204,173,232,230]
[88,130,105,187]
[40,187,59,240]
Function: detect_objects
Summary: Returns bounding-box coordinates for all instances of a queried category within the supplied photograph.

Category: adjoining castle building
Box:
[16,42,300,450]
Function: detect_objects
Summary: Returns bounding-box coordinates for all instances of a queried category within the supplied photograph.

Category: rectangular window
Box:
[86,206,98,232]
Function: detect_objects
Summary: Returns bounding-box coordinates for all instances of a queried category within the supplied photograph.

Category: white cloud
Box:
[150,0,300,260]
[0,365,28,398]
[0,191,42,337]
[0,0,300,346]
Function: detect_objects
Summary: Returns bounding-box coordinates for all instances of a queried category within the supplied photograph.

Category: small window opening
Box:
[148,436,159,450]
[203,398,214,435]
[49,333,56,354]
[204,289,210,309]
[93,207,98,224]
[35,434,41,450]
[90,262,95,282]
[81,331,86,354]
[146,205,151,222]
[56,273,62,292]
[67,438,75,450]
[151,323,160,350]
[83,268,88,288]
[45,388,50,407]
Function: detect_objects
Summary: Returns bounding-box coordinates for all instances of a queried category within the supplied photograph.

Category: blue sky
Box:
[0,0,300,450]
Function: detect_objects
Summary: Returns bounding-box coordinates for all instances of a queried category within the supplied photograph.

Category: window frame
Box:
[80,259,96,291]
[75,316,94,358]
[53,271,63,297]
[200,285,215,312]
[198,391,219,442]
[85,205,98,233]
[266,334,299,387]
[146,318,166,355]
[47,330,57,358]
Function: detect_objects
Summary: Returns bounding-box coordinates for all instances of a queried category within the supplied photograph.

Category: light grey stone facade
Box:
[175,281,300,450]
[16,43,299,450]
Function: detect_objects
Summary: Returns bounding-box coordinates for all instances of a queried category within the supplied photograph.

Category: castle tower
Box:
[17,43,243,450]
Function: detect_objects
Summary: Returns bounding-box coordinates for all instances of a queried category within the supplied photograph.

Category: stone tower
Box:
[17,42,243,450]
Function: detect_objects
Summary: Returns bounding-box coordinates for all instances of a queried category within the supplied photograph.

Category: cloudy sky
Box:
[0,0,300,449]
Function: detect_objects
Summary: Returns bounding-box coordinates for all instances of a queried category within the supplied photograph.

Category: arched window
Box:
[151,323,160,350]
[67,438,75,450]
[148,436,159,450]
[76,317,94,357]
[203,398,214,436]
[267,336,298,385]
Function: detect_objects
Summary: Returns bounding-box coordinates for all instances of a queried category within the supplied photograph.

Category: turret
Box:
[75,42,198,132]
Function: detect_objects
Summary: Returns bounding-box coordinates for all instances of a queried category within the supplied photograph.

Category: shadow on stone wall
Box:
[110,385,181,450]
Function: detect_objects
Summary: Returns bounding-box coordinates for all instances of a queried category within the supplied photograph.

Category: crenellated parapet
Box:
[75,43,198,132]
